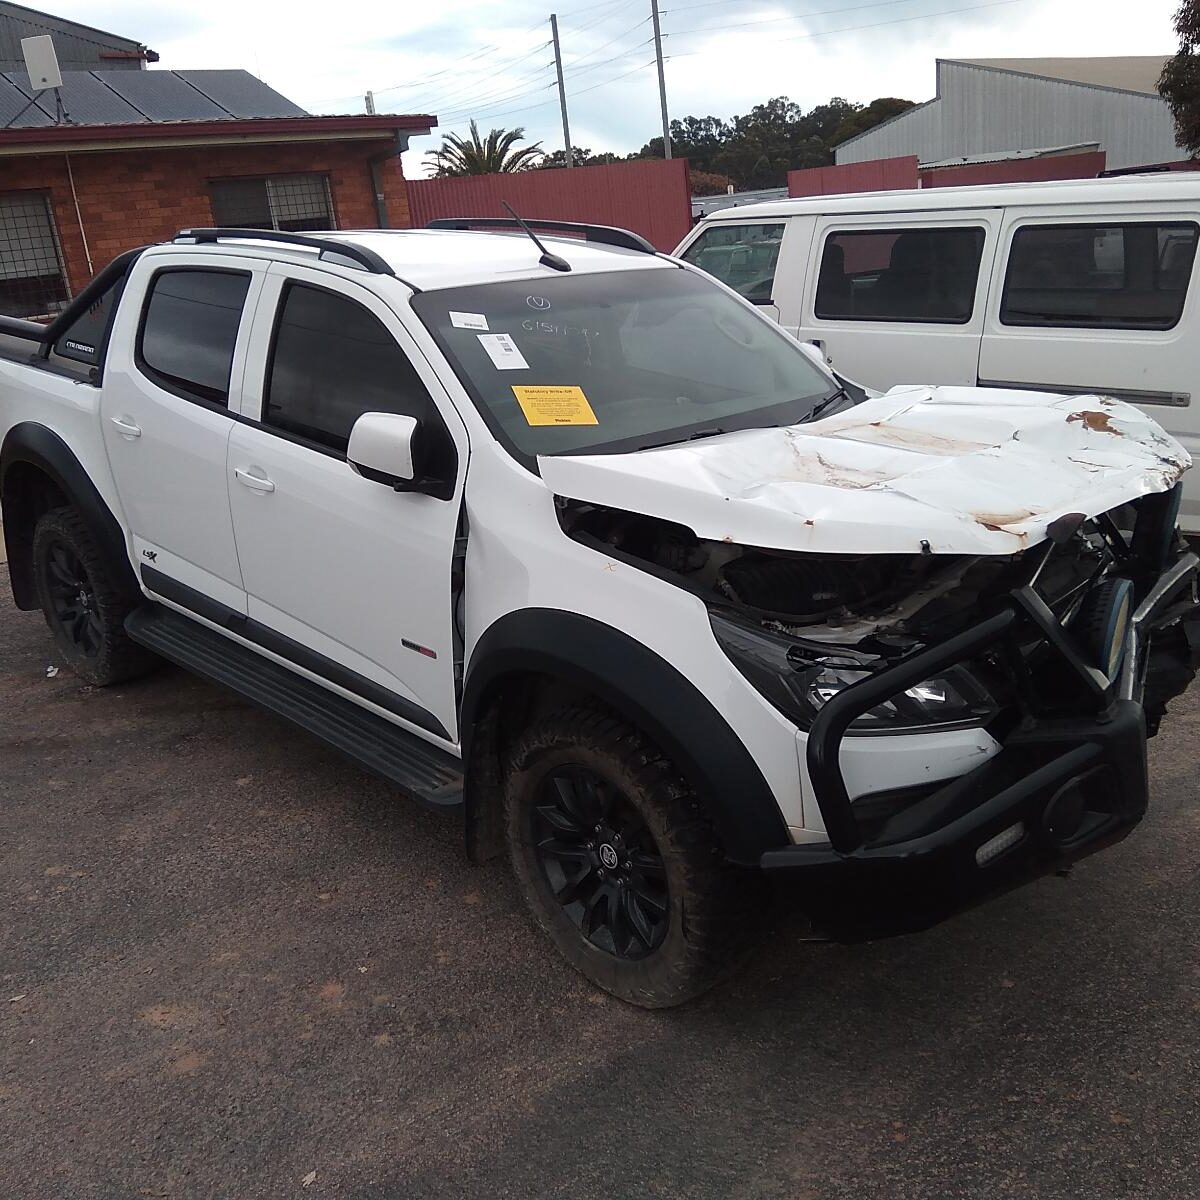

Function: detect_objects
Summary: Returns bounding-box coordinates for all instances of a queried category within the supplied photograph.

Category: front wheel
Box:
[504,707,763,1007]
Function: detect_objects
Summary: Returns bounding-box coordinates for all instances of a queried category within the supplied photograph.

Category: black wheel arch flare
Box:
[460,608,790,866]
[0,423,138,610]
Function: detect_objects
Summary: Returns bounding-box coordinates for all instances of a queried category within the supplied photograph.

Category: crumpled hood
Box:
[538,386,1190,555]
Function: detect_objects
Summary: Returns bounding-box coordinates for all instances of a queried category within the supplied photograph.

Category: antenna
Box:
[500,201,571,273]
[6,35,71,128]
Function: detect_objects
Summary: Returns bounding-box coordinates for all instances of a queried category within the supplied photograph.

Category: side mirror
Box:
[347,412,426,490]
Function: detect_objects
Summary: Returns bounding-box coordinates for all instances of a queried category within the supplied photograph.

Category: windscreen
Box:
[412,267,834,465]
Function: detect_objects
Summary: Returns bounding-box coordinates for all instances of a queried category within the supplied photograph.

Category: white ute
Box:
[2,220,1198,1007]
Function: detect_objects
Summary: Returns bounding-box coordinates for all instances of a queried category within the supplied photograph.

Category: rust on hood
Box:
[1067,410,1119,435]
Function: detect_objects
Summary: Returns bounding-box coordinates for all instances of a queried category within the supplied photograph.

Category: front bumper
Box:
[761,527,1199,939]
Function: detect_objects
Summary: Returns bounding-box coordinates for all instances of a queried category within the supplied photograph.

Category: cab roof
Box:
[164,228,675,292]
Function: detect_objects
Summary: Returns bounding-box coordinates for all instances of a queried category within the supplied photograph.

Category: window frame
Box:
[998,219,1199,332]
[208,173,337,233]
[0,188,71,320]
[133,265,253,411]
[680,220,787,306]
[812,223,989,326]
[256,277,460,489]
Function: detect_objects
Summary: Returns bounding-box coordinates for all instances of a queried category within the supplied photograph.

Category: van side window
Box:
[137,269,251,407]
[264,283,446,459]
[1000,222,1198,330]
[680,223,785,303]
[814,227,986,324]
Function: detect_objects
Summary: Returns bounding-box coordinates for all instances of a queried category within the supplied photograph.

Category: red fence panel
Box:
[788,156,919,197]
[406,158,692,252]
[920,150,1106,188]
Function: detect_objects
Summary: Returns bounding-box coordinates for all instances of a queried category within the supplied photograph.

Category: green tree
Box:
[426,120,544,176]
[830,96,917,147]
[537,146,623,168]
[1160,0,1200,156]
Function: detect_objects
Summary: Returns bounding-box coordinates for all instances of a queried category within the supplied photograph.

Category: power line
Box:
[668,0,933,37]
[667,0,1031,52]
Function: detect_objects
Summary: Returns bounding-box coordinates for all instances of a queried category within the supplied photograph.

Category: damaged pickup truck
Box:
[1,220,1197,1008]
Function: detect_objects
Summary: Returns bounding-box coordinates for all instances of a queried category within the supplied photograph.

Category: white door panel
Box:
[792,211,1001,389]
[228,266,467,742]
[228,423,459,728]
[100,252,264,610]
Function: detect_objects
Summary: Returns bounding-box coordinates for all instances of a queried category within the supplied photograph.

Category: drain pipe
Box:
[368,133,409,229]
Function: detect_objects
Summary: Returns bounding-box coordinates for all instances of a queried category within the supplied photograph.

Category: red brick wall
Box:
[1,139,411,294]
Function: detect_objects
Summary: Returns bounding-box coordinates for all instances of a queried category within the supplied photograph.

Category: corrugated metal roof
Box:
[953,57,1170,96]
[0,1,154,72]
[175,71,307,119]
[0,69,310,128]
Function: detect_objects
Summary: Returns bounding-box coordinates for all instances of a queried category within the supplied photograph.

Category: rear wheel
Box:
[32,507,156,687]
[504,706,763,1007]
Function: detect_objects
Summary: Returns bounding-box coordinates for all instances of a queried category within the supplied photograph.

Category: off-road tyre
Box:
[32,506,156,687]
[504,706,765,1008]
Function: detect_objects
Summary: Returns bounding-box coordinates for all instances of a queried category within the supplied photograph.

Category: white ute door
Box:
[792,211,1001,387]
[226,265,468,744]
[101,253,263,612]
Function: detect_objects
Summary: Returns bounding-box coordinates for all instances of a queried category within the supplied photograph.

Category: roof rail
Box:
[175,228,396,276]
[426,217,656,255]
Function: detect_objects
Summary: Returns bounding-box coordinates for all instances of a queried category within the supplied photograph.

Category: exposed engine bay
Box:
[558,496,1200,735]
[559,499,1104,649]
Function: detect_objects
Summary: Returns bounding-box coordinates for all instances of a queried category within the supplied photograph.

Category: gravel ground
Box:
[2,561,1199,1199]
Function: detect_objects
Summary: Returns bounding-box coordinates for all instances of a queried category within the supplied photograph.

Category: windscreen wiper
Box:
[799,387,852,425]
[637,426,730,451]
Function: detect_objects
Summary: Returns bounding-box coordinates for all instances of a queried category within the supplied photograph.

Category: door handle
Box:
[234,467,275,494]
[110,415,142,439]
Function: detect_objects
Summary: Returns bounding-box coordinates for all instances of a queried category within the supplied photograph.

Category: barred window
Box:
[209,174,335,233]
[0,191,69,318]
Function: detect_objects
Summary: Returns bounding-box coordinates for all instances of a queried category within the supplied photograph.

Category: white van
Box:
[676,176,1200,529]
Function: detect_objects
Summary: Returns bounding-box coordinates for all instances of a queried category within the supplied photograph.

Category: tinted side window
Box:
[138,269,251,405]
[681,222,784,303]
[1001,222,1198,330]
[815,227,986,323]
[265,284,442,456]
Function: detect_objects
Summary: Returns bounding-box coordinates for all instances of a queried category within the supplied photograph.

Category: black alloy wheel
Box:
[43,539,104,657]
[531,766,670,960]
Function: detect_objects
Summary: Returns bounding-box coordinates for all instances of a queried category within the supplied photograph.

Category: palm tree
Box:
[426,120,545,176]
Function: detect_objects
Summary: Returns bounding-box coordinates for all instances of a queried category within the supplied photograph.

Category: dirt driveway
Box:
[3,562,1199,1198]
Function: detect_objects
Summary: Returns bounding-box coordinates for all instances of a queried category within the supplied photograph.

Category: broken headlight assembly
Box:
[709,612,997,732]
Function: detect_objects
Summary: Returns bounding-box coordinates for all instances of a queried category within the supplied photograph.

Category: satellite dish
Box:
[21,35,63,92]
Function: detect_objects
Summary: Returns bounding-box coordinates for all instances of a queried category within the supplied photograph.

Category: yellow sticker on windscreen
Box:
[512,385,599,427]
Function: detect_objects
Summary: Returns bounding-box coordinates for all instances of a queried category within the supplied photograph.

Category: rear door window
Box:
[815,226,986,323]
[1000,222,1198,330]
[136,268,251,406]
[680,222,785,304]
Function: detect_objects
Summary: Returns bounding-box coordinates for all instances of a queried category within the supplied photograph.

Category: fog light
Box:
[975,822,1025,866]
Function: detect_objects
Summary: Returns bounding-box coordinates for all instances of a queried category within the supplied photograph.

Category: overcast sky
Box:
[54,0,1182,175]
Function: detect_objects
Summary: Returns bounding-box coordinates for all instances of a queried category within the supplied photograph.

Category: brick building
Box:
[2,27,432,318]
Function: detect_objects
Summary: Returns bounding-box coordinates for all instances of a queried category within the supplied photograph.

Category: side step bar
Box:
[125,605,464,811]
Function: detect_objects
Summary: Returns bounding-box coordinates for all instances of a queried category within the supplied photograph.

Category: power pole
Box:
[650,0,671,158]
[549,14,573,166]
[364,90,376,114]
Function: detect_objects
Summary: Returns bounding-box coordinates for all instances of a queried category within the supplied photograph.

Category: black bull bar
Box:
[761,543,1199,936]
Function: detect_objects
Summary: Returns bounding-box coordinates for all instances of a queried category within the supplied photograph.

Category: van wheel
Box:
[32,507,155,687]
[503,707,762,1008]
